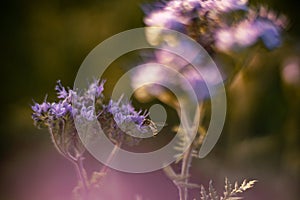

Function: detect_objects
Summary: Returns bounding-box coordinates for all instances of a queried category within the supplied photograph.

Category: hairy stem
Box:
[175,104,202,200]
[178,144,194,200]
[100,142,121,174]
[74,157,89,199]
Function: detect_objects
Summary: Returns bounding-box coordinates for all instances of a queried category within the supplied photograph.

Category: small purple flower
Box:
[97,97,152,146]
[31,101,51,126]
[130,112,147,127]
[31,101,51,114]
[49,102,72,118]
[86,79,105,99]
[55,80,69,99]
[80,105,96,121]
[32,79,106,127]
[104,98,150,133]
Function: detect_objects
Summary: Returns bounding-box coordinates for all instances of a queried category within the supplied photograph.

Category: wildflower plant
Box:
[31,0,288,199]
[31,80,152,199]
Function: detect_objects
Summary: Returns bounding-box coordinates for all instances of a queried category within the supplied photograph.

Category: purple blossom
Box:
[86,79,105,99]
[131,63,174,99]
[32,79,153,147]
[200,0,248,13]
[215,7,287,51]
[105,98,148,128]
[132,34,224,101]
[144,0,249,30]
[256,19,281,49]
[49,102,72,118]
[32,79,106,127]
[144,1,287,54]
[31,101,51,114]
[55,80,69,99]
[214,22,259,51]
[31,101,51,125]
[79,105,96,121]
[96,97,152,146]
[215,19,282,51]
[103,98,151,136]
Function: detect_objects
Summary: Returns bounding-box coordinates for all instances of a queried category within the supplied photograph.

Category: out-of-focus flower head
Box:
[144,1,287,54]
[144,0,249,54]
[215,6,288,52]
[131,36,225,103]
[136,1,288,105]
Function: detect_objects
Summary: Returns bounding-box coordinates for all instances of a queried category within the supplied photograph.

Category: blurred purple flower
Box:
[144,0,248,32]
[132,36,224,102]
[201,0,248,13]
[144,9,187,32]
[144,1,287,54]
[215,7,287,51]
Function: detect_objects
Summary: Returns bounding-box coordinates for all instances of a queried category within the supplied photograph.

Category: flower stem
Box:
[100,142,121,174]
[74,157,89,199]
[178,144,194,200]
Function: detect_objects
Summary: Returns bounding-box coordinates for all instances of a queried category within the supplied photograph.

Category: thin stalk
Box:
[100,142,121,174]
[74,157,89,199]
[177,144,194,200]
[176,104,202,200]
[226,47,259,86]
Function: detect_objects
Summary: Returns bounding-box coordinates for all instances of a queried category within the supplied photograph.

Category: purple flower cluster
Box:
[215,6,288,51]
[105,98,148,129]
[31,99,72,128]
[144,0,287,52]
[32,79,151,148]
[144,0,248,28]
[32,80,103,128]
[98,97,152,145]
[132,0,287,103]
